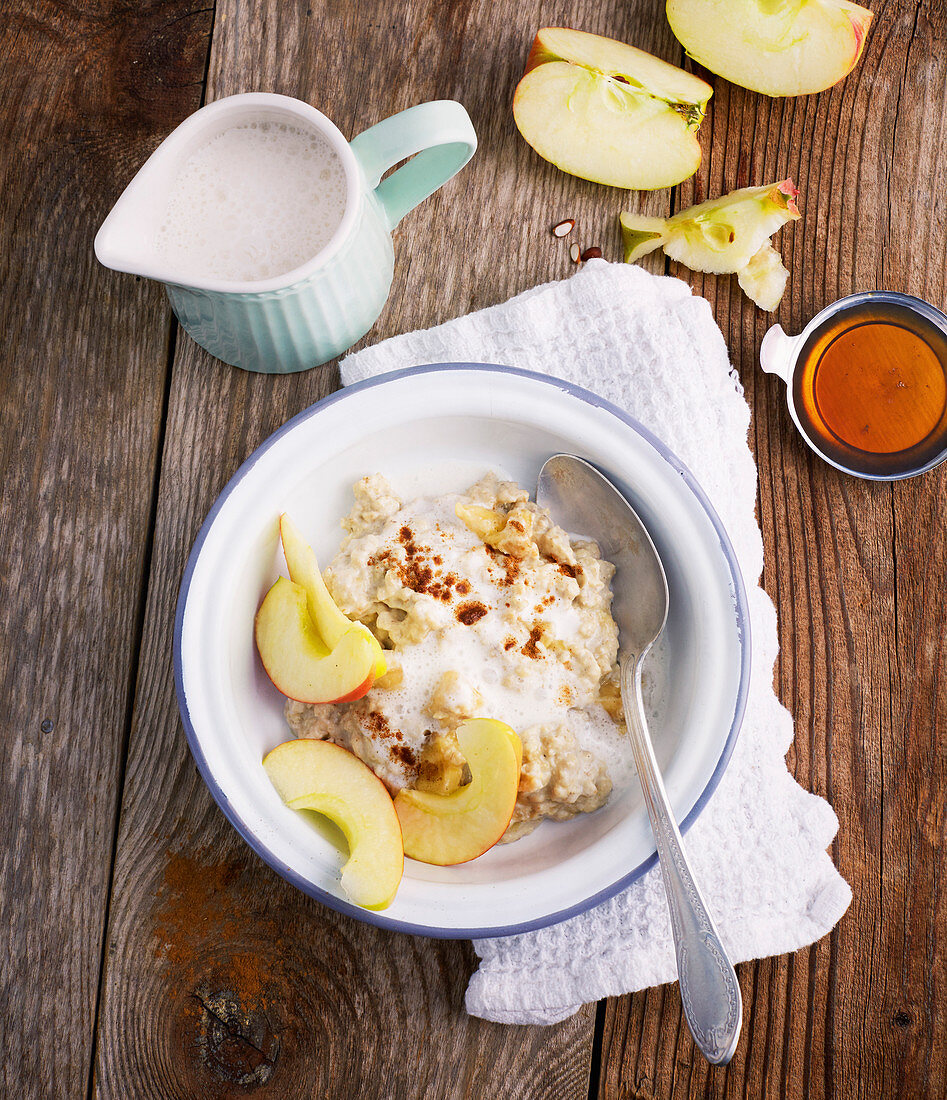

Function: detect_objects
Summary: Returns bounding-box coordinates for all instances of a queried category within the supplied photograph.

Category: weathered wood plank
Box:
[599,2,947,1097]
[91,0,677,1095]
[0,1,212,1096]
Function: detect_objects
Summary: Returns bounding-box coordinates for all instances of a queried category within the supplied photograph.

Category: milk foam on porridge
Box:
[286,472,632,842]
[153,121,347,282]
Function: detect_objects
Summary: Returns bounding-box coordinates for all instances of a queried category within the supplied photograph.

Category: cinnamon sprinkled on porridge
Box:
[520,626,544,660]
[285,472,628,841]
[456,601,488,625]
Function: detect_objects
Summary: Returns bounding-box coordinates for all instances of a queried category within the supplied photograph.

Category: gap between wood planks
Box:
[84,316,179,1100]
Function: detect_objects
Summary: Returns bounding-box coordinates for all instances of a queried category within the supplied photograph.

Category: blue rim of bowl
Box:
[173,363,752,939]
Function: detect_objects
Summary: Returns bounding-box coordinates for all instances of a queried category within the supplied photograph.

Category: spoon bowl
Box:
[537,453,668,662]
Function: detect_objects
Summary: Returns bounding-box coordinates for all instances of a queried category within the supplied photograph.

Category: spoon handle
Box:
[620,657,742,1065]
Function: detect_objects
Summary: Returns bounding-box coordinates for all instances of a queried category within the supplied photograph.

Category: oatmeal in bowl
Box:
[281,470,630,847]
[177,365,750,933]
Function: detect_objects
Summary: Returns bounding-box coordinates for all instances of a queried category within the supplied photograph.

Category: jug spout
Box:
[94,199,159,279]
[94,95,244,286]
[93,137,189,283]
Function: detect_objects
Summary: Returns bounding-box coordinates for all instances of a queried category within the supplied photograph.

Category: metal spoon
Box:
[537,453,742,1066]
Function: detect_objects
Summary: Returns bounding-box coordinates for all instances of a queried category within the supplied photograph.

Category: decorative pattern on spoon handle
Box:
[620,656,742,1065]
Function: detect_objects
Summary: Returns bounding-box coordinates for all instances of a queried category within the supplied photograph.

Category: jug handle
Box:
[350,101,477,231]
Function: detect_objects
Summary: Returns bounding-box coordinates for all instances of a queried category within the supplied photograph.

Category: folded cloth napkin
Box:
[340,260,852,1026]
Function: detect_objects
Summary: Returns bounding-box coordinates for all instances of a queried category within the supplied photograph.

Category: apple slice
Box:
[737,243,790,311]
[394,719,522,865]
[263,739,404,909]
[513,27,712,190]
[255,577,377,703]
[506,727,523,772]
[666,0,872,98]
[279,514,386,679]
[621,179,800,310]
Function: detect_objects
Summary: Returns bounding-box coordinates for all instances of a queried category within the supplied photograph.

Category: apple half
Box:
[666,0,872,98]
[513,27,712,190]
[394,718,522,865]
[263,739,404,910]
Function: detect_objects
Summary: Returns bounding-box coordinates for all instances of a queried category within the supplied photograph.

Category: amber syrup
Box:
[792,298,947,477]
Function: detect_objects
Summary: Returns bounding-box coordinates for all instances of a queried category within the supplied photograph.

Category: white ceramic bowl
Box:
[174,365,750,937]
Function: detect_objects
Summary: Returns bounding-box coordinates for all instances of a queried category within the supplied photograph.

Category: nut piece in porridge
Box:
[283,470,629,857]
[415,727,469,795]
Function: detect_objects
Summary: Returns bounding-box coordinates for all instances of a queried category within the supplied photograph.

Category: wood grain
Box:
[0,2,211,1096]
[91,0,672,1096]
[598,2,947,1098]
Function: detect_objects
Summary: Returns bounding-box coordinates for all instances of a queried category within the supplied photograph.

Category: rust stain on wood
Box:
[152,848,284,1088]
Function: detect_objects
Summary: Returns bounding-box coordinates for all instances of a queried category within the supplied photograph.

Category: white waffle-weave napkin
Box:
[340,260,852,1025]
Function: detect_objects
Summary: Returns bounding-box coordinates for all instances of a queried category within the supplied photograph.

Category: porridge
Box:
[285,471,630,842]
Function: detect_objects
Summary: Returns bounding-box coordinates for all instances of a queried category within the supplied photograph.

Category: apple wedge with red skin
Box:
[254,513,388,703]
[263,738,404,910]
[279,514,386,680]
[513,27,712,191]
[395,718,522,866]
[255,577,377,704]
[666,0,872,98]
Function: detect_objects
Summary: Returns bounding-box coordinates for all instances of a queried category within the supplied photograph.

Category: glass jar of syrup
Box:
[761,292,947,480]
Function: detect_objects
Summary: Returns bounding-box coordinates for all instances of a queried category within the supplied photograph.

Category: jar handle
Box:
[760,324,803,385]
[350,101,477,231]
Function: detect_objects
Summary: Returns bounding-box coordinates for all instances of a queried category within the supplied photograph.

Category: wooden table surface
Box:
[3,0,945,1096]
